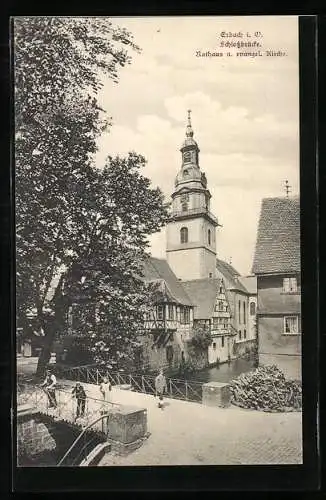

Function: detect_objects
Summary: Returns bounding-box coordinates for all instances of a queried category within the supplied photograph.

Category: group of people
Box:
[39,367,168,418]
[40,370,113,419]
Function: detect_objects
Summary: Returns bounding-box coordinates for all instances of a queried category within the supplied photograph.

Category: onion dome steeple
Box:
[180,109,200,152]
[176,110,204,187]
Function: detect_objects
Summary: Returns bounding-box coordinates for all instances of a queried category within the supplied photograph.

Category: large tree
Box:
[14,17,169,375]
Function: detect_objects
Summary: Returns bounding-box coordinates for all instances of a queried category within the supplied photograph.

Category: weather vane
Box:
[284,180,291,197]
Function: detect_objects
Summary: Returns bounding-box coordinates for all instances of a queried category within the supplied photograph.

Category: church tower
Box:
[166,111,220,281]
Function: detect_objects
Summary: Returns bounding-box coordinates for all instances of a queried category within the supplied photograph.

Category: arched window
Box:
[180,227,188,244]
[208,229,211,245]
[250,302,256,315]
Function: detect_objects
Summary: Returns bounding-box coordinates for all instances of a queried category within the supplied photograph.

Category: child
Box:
[155,369,167,409]
[99,376,112,413]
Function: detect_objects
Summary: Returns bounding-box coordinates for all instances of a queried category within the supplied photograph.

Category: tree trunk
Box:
[36,274,66,377]
[36,328,55,377]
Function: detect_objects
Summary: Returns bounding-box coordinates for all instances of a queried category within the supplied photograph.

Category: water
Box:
[186,358,256,384]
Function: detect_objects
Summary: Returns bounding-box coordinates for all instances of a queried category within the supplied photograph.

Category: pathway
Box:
[16,357,303,466]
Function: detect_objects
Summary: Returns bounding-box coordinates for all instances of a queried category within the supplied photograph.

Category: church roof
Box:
[216,258,248,293]
[181,278,221,319]
[252,196,300,274]
[142,257,193,306]
[238,276,257,295]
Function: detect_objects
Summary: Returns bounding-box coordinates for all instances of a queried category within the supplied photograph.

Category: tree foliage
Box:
[14,17,169,374]
[63,153,169,370]
[187,324,212,351]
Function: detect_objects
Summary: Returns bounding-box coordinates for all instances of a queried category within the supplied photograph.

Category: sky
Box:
[95,16,299,276]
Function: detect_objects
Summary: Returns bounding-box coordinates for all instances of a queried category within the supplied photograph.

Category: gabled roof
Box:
[181,278,222,319]
[252,196,300,274]
[216,258,248,293]
[238,276,257,295]
[142,257,193,306]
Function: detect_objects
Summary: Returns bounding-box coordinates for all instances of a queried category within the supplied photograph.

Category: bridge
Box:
[17,382,148,466]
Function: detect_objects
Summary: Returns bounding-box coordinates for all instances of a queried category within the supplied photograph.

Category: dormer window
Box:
[283,277,298,293]
[183,169,189,177]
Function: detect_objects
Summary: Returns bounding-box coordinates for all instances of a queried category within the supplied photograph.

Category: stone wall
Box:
[138,334,183,374]
[233,339,257,358]
[17,409,104,466]
[18,413,57,461]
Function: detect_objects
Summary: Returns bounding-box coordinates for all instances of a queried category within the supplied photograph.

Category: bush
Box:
[230,365,302,412]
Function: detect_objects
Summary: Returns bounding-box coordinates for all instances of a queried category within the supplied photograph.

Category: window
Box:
[209,272,213,278]
[212,342,216,350]
[219,286,223,294]
[208,229,211,245]
[239,330,242,340]
[212,317,219,327]
[284,316,299,334]
[180,227,188,244]
[243,302,246,324]
[221,336,225,348]
[157,305,164,320]
[180,307,190,324]
[167,305,174,320]
[183,151,191,163]
[244,329,247,339]
[238,300,241,323]
[283,277,298,293]
[250,301,256,315]
[181,194,189,212]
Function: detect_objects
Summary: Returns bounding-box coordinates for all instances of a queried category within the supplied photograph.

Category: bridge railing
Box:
[57,366,204,403]
[17,382,121,433]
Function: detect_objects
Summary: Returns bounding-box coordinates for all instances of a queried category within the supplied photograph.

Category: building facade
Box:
[252,197,301,380]
[139,257,194,373]
[216,260,257,358]
[182,277,236,364]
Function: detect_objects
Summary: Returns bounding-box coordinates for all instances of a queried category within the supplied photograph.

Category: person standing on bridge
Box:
[155,369,167,409]
[72,382,87,419]
[40,369,57,409]
[99,376,112,413]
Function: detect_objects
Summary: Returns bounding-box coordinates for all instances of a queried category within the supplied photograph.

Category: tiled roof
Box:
[238,276,257,295]
[181,278,222,319]
[142,257,193,306]
[252,197,300,274]
[216,258,248,293]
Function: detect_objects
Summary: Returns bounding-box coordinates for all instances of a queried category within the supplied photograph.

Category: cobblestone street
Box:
[95,385,302,466]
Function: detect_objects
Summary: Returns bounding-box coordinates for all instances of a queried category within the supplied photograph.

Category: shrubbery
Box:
[230,365,302,412]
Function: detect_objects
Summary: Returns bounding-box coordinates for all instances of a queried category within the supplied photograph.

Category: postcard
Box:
[14,15,309,476]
